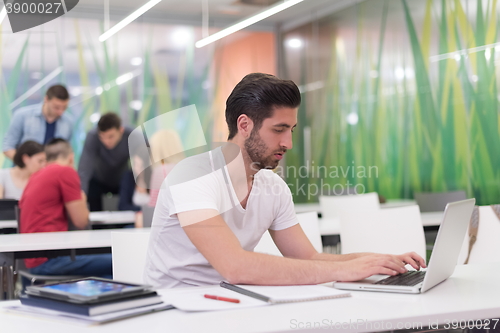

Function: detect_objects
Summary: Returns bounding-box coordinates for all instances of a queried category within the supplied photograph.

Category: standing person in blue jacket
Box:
[3,84,73,160]
[78,112,132,211]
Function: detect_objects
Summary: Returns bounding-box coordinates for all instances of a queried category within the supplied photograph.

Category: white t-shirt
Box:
[144,147,298,289]
[0,168,23,200]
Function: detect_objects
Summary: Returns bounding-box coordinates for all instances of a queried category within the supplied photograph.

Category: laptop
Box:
[333,198,475,294]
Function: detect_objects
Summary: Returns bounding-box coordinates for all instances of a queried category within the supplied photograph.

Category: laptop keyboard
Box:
[375,271,426,286]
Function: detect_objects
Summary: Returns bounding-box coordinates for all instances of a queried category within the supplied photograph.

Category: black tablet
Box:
[25,277,153,304]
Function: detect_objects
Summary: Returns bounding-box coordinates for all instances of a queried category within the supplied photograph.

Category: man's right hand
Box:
[334,253,420,282]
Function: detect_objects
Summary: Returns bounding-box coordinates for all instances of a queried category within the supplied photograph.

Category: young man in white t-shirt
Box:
[144,73,426,289]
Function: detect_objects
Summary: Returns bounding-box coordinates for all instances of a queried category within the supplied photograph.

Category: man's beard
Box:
[244,130,285,171]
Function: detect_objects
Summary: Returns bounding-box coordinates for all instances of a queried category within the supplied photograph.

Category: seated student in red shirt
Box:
[19,138,112,278]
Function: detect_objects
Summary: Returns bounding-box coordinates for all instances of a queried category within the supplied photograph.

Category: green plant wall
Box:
[283,0,500,205]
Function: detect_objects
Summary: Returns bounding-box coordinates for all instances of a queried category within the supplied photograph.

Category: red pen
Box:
[204,294,240,303]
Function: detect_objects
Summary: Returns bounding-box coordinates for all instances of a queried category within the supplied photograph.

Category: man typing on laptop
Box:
[144,73,426,289]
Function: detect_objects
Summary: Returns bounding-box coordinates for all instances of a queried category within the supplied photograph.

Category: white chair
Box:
[254,211,323,256]
[111,230,151,284]
[459,205,500,264]
[338,205,426,259]
[319,192,380,219]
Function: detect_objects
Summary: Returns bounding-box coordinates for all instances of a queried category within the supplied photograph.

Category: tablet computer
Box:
[25,277,153,304]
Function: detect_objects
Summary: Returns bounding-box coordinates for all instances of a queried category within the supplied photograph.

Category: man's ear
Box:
[119,126,125,135]
[43,96,49,104]
[68,152,75,166]
[236,114,254,138]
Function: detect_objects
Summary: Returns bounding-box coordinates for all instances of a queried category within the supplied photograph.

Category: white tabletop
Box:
[0,228,147,253]
[0,263,498,333]
[89,211,136,225]
[0,220,17,229]
[0,211,136,230]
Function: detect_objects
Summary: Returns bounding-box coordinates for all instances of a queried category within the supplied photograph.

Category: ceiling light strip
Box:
[99,0,162,42]
[195,0,303,48]
[10,67,63,109]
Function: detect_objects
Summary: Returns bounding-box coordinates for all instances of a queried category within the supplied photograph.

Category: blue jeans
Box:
[30,254,113,279]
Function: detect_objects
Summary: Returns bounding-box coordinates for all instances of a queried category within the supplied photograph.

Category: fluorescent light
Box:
[130,57,143,66]
[90,113,101,123]
[195,0,303,48]
[99,0,162,42]
[116,73,134,85]
[346,113,359,125]
[10,67,63,109]
[394,67,405,80]
[286,38,303,48]
[129,100,143,110]
[171,28,192,47]
[0,6,6,25]
[70,87,82,97]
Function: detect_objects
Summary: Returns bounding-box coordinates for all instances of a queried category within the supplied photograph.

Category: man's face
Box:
[44,97,69,119]
[244,107,297,170]
[98,127,124,150]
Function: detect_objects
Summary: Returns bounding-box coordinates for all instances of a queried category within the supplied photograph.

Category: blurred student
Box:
[0,140,46,200]
[78,113,132,211]
[3,85,73,160]
[118,156,148,212]
[118,153,151,227]
[19,139,112,278]
[147,130,185,207]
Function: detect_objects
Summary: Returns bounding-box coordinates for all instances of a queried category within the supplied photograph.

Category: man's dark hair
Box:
[98,112,122,132]
[45,138,72,162]
[46,84,69,100]
[225,73,301,140]
[13,141,45,168]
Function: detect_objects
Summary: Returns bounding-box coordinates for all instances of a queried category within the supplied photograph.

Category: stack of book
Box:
[7,278,173,324]
[20,290,165,317]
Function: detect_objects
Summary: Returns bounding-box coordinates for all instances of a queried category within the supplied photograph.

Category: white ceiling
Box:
[67,0,352,30]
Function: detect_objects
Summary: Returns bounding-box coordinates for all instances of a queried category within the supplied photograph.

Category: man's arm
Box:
[180,210,414,285]
[78,133,97,194]
[270,224,426,268]
[3,111,24,160]
[3,150,15,160]
[65,190,89,229]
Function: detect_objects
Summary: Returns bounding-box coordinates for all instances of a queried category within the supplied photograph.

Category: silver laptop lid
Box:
[420,198,475,292]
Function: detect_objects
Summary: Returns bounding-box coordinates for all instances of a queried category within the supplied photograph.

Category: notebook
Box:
[220,282,351,304]
[161,283,350,311]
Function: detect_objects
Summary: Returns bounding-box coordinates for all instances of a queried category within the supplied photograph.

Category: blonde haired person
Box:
[148,130,185,207]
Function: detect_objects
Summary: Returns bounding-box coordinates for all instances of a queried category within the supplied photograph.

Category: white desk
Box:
[89,211,136,225]
[0,229,146,300]
[319,212,443,236]
[0,220,17,229]
[0,263,498,333]
[0,211,136,231]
